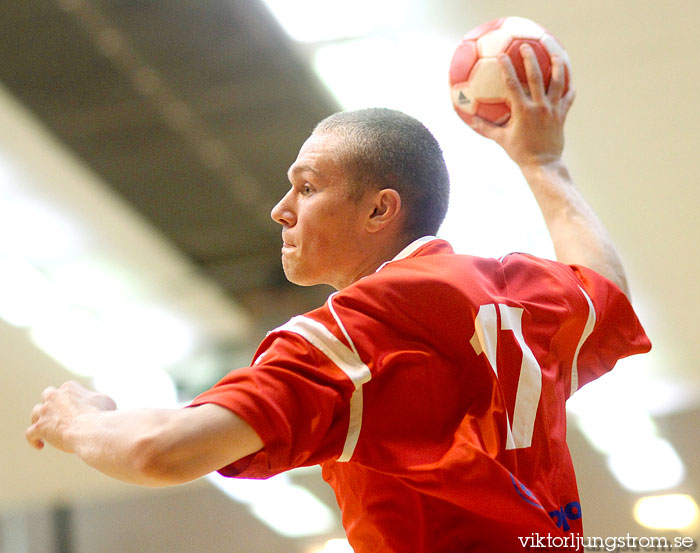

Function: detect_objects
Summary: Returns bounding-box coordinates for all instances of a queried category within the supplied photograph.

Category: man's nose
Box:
[270,189,296,227]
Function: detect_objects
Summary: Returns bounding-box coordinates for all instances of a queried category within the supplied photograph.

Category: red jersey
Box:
[191,238,651,552]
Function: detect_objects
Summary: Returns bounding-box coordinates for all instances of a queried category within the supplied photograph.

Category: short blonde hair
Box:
[314,108,450,239]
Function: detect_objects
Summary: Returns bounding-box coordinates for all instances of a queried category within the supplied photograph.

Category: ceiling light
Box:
[309,538,354,553]
[0,152,22,192]
[571,399,658,456]
[248,481,336,537]
[634,494,699,530]
[0,257,59,328]
[259,0,404,43]
[0,190,87,264]
[607,436,685,493]
[104,302,199,370]
[92,366,178,409]
[567,359,687,493]
[29,306,110,377]
[47,257,138,313]
[568,353,690,419]
[208,472,336,537]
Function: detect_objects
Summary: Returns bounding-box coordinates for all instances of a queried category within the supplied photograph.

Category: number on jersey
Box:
[470,304,542,450]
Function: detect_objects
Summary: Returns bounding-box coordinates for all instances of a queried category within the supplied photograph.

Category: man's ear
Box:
[366,188,402,233]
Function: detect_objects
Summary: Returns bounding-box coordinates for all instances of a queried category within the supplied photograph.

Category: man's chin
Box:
[288,277,316,287]
[282,264,316,287]
[282,267,333,289]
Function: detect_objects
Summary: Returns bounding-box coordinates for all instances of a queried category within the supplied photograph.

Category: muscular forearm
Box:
[71,405,262,486]
[520,160,630,297]
[28,383,264,487]
[68,408,193,487]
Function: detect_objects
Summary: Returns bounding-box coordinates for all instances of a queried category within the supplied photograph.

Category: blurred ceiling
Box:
[0,0,336,327]
[1,0,699,549]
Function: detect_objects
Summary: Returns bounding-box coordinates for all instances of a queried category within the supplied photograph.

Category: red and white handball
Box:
[449,16,571,126]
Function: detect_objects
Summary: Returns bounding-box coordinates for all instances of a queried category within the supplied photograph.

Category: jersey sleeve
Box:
[568,263,652,390]
[189,330,356,479]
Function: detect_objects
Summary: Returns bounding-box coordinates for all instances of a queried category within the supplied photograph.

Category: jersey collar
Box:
[376,236,445,273]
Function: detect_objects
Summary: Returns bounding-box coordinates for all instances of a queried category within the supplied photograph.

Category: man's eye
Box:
[302,184,312,195]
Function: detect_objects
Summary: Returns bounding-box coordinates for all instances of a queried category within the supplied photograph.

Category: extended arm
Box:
[26,381,263,486]
[468,45,630,297]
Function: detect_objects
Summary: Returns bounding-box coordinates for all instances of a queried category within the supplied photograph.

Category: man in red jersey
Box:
[28,46,650,551]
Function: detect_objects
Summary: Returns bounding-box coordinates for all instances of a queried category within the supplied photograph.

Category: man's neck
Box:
[335,235,424,290]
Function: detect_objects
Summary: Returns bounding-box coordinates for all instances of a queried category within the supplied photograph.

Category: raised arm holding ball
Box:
[472,43,630,297]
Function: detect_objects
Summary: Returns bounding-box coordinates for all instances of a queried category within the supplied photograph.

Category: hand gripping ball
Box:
[449,16,571,125]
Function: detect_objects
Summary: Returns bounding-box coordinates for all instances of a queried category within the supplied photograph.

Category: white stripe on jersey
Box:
[570,286,597,396]
[275,315,371,462]
[328,292,359,356]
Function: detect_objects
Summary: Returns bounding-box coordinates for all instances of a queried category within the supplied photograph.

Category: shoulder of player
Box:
[501,252,608,292]
[329,248,474,318]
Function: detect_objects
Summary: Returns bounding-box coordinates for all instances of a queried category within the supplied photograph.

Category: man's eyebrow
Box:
[288,163,321,180]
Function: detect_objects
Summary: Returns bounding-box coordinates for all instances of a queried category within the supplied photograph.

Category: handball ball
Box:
[449,16,571,126]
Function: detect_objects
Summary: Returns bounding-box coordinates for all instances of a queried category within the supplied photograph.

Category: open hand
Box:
[467,43,575,169]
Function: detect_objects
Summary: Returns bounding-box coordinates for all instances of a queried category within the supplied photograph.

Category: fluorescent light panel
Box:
[309,538,354,553]
[607,437,685,493]
[208,472,336,537]
[634,494,699,530]
[0,258,59,328]
[568,368,686,493]
[259,0,405,43]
